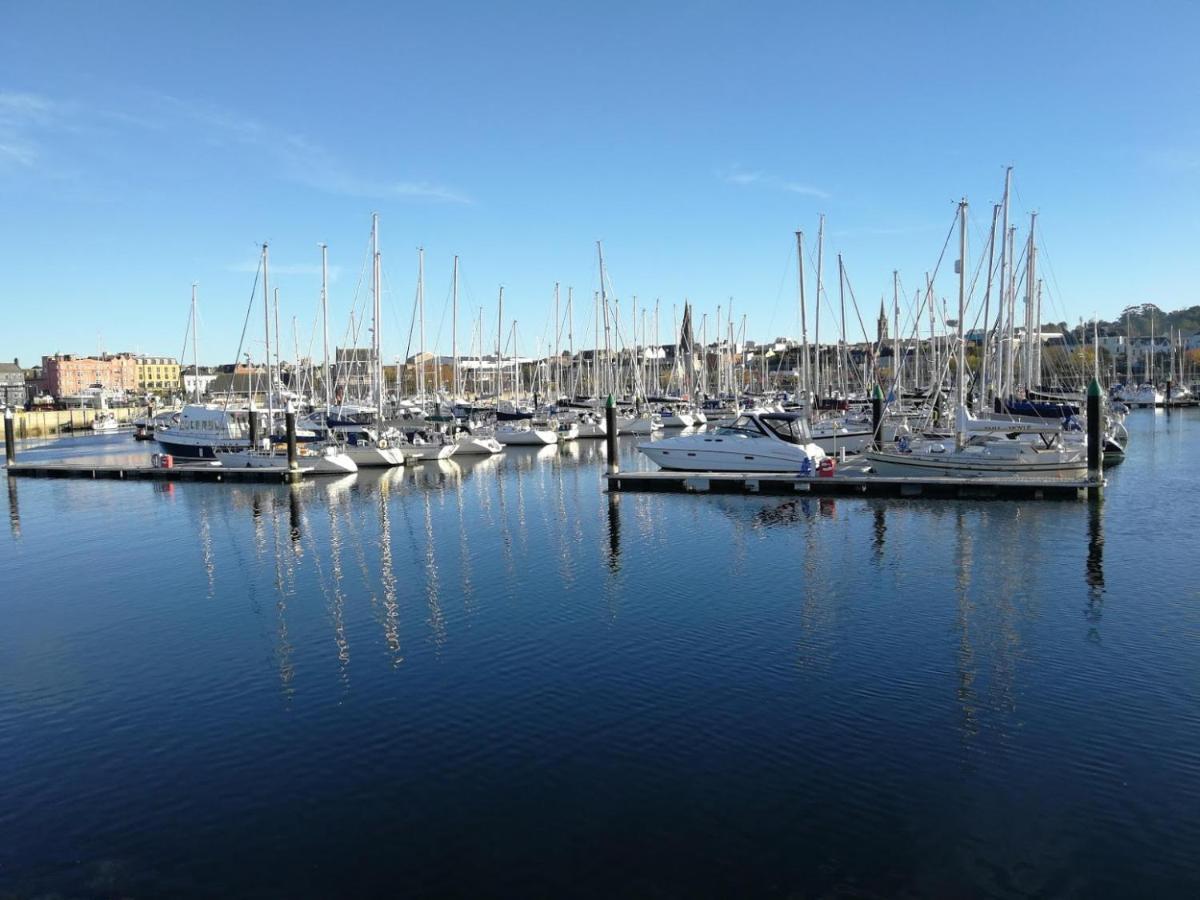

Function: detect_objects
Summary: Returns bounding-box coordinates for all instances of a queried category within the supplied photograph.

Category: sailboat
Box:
[216,243,357,474]
[337,222,404,467]
[863,200,1087,479]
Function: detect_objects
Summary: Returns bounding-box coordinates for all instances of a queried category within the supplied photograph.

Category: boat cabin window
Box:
[718,415,767,438]
[760,416,808,445]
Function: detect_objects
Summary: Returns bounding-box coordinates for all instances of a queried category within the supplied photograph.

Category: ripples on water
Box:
[1,415,1198,897]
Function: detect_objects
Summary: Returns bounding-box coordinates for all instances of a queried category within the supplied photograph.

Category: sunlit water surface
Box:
[2,414,1198,897]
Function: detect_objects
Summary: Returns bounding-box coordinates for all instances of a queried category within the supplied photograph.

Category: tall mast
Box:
[997,167,1012,399]
[371,213,383,420]
[262,242,272,430]
[554,282,560,398]
[1004,224,1017,400]
[814,214,824,400]
[273,287,281,405]
[191,282,200,404]
[1024,213,1037,392]
[567,287,574,397]
[596,241,610,398]
[892,270,900,394]
[416,247,426,400]
[452,254,459,399]
[320,243,330,413]
[980,205,999,408]
[956,199,968,447]
[837,253,846,397]
[496,287,504,402]
[795,231,809,403]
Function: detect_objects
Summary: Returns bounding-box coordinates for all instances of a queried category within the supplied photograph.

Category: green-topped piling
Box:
[4,407,15,465]
[605,395,618,475]
[871,384,884,450]
[1087,378,1103,500]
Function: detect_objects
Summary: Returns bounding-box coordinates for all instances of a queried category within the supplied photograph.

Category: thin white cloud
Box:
[0,87,472,203]
[0,141,36,167]
[721,164,829,199]
[150,93,471,203]
[0,91,57,170]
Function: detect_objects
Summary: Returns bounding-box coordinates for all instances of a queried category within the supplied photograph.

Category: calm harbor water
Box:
[2,413,1198,898]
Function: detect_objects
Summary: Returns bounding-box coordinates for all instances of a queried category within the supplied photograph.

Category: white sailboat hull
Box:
[863,447,1087,478]
[617,415,662,435]
[343,445,405,467]
[496,427,558,445]
[453,435,504,455]
[403,443,457,461]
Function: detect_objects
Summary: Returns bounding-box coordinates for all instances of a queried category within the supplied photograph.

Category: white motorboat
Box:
[496,421,558,445]
[637,411,827,473]
[155,404,251,458]
[91,412,120,433]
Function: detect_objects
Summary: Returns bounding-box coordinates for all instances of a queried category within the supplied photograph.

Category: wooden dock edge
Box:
[604,470,1100,501]
[5,462,307,484]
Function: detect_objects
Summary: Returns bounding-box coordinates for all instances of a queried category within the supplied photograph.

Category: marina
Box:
[5,4,1200,896]
[2,408,1198,898]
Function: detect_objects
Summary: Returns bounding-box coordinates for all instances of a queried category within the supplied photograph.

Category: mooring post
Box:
[285,400,298,471]
[4,407,15,466]
[247,405,258,448]
[1087,378,1102,501]
[1166,379,1173,413]
[871,384,884,450]
[605,394,618,475]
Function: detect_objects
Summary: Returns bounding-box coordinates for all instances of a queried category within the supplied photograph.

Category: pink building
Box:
[42,353,139,400]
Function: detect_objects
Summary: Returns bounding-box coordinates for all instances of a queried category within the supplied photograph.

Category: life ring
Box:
[378,438,389,449]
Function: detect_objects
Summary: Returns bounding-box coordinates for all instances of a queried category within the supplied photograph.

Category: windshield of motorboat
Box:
[716,415,767,437]
[760,415,808,445]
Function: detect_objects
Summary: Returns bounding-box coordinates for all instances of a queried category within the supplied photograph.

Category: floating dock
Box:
[605,464,1101,501]
[5,461,305,484]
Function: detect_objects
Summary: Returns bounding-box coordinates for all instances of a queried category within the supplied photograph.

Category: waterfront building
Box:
[136,356,181,395]
[0,359,24,407]
[42,352,138,401]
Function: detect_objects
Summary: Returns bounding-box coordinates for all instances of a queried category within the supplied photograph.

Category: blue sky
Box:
[2,0,1198,366]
